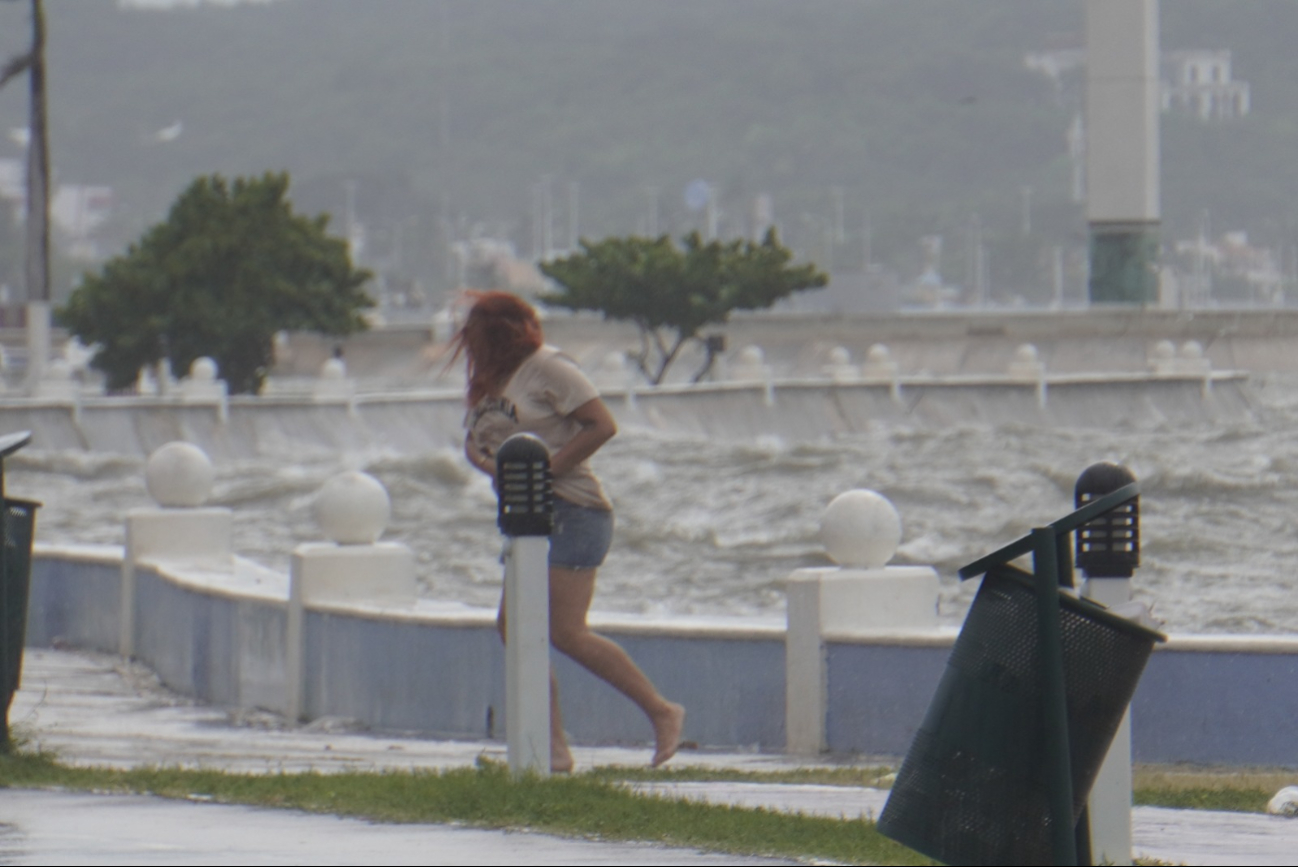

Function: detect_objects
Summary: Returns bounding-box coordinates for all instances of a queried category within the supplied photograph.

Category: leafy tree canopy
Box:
[539,230,827,385]
[57,172,372,394]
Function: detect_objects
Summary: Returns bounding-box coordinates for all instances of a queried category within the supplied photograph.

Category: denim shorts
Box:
[548,498,614,569]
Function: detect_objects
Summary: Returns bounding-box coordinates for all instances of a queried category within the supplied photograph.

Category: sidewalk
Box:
[6,648,1298,866]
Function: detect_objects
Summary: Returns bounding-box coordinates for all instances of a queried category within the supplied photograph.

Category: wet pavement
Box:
[6,648,1298,865]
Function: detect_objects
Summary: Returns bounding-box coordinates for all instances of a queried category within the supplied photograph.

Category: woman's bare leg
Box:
[497,603,574,773]
[548,565,685,767]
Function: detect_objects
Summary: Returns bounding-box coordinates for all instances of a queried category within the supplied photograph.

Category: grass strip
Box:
[598,763,1296,815]
[590,764,898,789]
[1132,766,1295,814]
[0,753,935,866]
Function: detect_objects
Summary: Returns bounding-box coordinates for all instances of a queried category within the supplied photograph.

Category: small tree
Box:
[539,230,827,384]
[58,172,373,394]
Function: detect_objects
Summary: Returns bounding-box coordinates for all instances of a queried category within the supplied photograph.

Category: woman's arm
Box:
[549,396,617,478]
[465,436,495,477]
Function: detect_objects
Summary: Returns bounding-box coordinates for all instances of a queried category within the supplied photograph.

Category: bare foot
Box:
[650,702,686,768]
[552,737,574,774]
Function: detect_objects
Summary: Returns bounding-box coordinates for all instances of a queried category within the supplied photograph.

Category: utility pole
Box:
[1,0,51,387]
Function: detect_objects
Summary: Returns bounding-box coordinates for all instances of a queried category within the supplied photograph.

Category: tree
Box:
[539,230,827,385]
[57,172,373,394]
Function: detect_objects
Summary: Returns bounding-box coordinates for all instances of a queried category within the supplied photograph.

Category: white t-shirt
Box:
[465,345,612,510]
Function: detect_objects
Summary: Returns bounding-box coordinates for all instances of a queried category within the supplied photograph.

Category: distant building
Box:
[1161,51,1250,121]
[0,161,115,262]
[51,185,114,261]
[1023,47,1251,121]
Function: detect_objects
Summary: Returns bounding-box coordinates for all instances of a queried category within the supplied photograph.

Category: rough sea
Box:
[11,372,1298,635]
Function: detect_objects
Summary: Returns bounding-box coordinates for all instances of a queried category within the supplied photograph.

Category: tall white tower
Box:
[1086,0,1160,305]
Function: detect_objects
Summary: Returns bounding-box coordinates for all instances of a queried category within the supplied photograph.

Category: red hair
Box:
[449,291,544,405]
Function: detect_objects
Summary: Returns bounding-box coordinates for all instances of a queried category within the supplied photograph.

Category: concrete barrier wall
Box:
[270,309,1298,379]
[2,372,1251,459]
[1132,640,1298,766]
[26,547,120,652]
[23,550,1298,766]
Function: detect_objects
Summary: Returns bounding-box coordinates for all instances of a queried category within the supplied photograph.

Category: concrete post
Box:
[861,344,902,403]
[731,345,775,407]
[495,433,554,777]
[23,300,49,392]
[285,471,414,721]
[503,536,550,774]
[180,357,229,423]
[121,442,231,658]
[785,490,938,755]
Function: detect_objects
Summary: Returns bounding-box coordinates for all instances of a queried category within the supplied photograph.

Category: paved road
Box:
[6,648,1298,866]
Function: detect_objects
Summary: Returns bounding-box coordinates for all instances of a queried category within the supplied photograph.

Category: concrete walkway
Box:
[6,648,1298,866]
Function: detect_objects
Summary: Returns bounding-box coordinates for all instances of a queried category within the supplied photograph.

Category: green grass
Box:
[0,751,935,866]
[1132,766,1294,814]
[2,746,1290,865]
[600,762,1296,816]
[588,763,898,789]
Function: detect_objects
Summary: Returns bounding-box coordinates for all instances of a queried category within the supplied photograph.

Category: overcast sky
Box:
[117,0,276,9]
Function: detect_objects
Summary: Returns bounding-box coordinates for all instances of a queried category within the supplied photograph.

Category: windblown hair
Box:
[449,291,544,405]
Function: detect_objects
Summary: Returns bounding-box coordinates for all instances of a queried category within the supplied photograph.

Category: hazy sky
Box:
[117,0,276,8]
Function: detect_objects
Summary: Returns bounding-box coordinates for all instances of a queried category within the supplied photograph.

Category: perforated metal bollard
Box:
[1076,461,1140,867]
[496,433,554,776]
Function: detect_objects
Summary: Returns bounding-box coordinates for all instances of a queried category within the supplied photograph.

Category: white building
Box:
[1161,51,1250,121]
[1024,47,1251,121]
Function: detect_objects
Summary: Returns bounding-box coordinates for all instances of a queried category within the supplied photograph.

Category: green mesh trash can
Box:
[877,565,1164,866]
[1,497,39,748]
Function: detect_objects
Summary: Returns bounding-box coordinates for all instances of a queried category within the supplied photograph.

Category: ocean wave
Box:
[11,450,141,480]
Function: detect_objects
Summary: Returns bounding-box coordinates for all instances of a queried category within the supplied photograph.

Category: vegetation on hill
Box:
[1,0,1295,306]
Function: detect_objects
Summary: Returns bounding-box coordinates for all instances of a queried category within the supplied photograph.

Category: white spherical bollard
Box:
[819,489,901,568]
[1153,339,1176,360]
[1267,786,1298,817]
[145,441,215,507]
[315,471,391,545]
[189,357,218,381]
[828,346,852,366]
[320,357,347,380]
[1180,340,1204,359]
[867,343,893,363]
[1015,343,1040,363]
[739,345,766,366]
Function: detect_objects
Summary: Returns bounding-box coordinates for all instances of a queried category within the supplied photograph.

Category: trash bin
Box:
[877,564,1164,866]
[0,430,37,752]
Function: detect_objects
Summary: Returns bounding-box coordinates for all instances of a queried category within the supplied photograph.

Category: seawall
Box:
[27,545,1298,765]
[0,371,1252,460]
[263,307,1298,379]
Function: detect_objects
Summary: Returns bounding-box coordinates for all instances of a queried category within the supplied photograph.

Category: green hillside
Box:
[1,0,1295,304]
